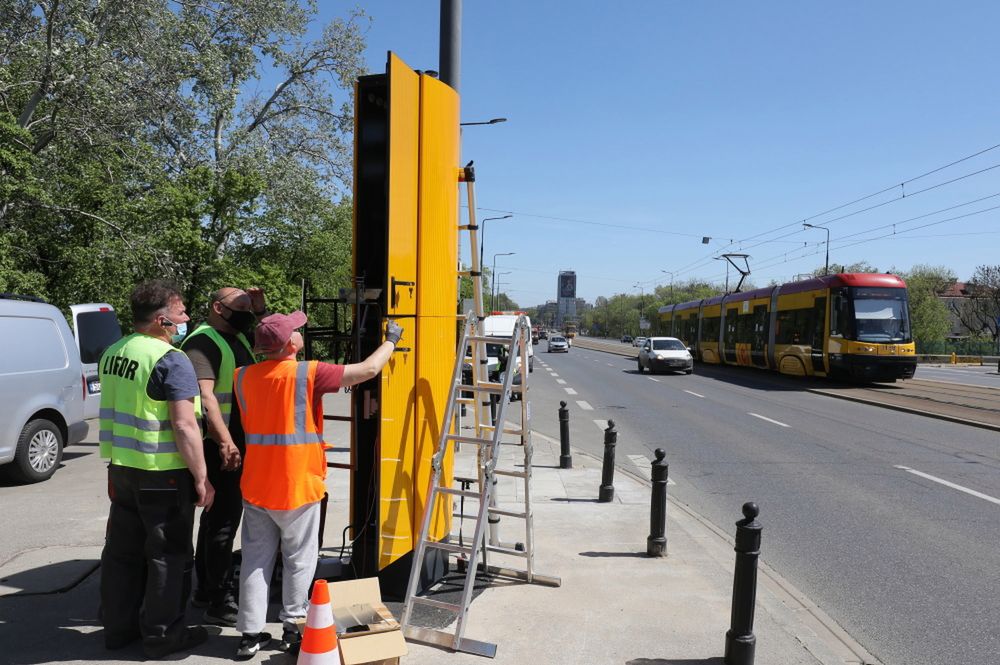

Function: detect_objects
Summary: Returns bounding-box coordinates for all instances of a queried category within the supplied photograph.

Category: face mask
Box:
[222,306,256,335]
[171,321,188,344]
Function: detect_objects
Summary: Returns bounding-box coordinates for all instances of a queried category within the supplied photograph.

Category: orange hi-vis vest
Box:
[234,359,326,510]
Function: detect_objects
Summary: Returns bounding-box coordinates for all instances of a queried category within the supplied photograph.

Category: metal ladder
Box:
[399,167,559,658]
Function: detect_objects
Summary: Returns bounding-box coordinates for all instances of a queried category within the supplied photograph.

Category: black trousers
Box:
[100,464,195,649]
[194,438,244,604]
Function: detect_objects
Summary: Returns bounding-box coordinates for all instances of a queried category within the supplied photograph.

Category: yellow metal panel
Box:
[416,74,460,317]
[413,315,456,541]
[386,54,420,316]
[377,324,416,569]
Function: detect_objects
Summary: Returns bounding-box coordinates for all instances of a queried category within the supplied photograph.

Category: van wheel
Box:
[7,418,63,483]
[637,359,644,373]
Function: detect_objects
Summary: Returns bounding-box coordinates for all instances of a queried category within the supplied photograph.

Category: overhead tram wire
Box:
[666,142,1000,280]
[471,206,703,238]
[678,160,1000,278]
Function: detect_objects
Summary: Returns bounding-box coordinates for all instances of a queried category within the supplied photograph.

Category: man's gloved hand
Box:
[385,320,403,345]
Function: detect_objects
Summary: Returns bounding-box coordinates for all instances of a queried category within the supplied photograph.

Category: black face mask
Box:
[222,306,256,335]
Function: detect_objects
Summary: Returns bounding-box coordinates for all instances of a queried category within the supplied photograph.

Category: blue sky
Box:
[315,1,1000,305]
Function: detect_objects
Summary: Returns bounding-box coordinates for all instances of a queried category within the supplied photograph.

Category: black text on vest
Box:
[103,355,139,381]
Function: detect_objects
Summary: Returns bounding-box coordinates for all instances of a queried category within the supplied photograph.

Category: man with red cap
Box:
[231,311,403,659]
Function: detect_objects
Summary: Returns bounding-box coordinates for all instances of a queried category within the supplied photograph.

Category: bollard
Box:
[598,420,617,503]
[558,400,572,469]
[724,502,762,665]
[646,449,668,557]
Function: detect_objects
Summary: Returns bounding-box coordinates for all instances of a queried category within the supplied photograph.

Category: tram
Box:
[658,273,917,382]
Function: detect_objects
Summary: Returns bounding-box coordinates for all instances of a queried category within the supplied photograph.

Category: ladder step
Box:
[481,424,524,436]
[493,468,528,478]
[425,541,475,556]
[410,596,462,613]
[486,545,529,558]
[467,335,512,344]
[460,383,504,394]
[438,486,482,500]
[456,397,475,405]
[446,434,495,447]
[488,507,528,519]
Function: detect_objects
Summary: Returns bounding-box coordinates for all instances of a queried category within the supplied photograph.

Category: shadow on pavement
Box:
[626,658,724,665]
[578,551,649,559]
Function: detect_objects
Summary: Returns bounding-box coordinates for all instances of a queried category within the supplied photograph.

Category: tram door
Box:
[810,297,827,374]
[751,304,768,368]
[724,307,738,364]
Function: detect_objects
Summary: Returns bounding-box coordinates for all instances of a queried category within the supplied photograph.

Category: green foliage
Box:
[898,265,955,351]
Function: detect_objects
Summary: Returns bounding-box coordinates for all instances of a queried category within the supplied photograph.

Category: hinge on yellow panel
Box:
[458,161,475,182]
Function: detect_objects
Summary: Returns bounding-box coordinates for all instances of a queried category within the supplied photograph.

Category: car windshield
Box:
[551,337,565,343]
[652,339,685,351]
[851,287,911,343]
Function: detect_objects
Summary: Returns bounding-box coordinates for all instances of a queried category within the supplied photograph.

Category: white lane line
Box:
[551,373,559,377]
[648,377,660,382]
[747,413,790,428]
[593,419,609,430]
[684,390,705,398]
[606,363,614,367]
[556,379,567,385]
[564,388,578,395]
[895,465,1000,506]
[627,454,676,485]
[576,400,594,411]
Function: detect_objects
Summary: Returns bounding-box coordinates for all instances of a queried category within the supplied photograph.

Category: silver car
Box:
[0,296,89,482]
[547,335,569,352]
[638,337,694,375]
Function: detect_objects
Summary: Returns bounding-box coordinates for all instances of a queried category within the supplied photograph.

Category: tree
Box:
[953,265,1000,344]
[900,265,955,351]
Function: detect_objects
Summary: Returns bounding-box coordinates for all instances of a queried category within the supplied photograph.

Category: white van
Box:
[0,295,90,482]
[69,303,122,419]
[483,313,534,374]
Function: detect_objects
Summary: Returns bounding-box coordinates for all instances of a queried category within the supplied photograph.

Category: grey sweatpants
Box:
[236,500,321,634]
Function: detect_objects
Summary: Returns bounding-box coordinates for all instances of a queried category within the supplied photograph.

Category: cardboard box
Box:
[329,577,408,665]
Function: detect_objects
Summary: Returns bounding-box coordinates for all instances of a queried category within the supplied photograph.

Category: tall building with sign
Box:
[556,271,577,328]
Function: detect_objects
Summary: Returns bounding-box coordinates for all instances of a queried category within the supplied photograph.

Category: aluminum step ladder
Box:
[399,166,559,658]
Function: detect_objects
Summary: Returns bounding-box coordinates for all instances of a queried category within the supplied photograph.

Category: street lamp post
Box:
[492,271,512,311]
[460,117,508,126]
[479,215,512,279]
[491,252,515,311]
[661,270,675,301]
[803,223,831,276]
[633,282,646,333]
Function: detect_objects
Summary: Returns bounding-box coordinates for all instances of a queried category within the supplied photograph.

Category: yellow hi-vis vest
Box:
[180,323,254,427]
[99,333,202,471]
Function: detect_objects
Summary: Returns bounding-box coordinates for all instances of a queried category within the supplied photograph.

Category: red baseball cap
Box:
[254,311,307,354]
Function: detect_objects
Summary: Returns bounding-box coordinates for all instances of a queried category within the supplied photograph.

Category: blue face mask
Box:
[170,321,188,344]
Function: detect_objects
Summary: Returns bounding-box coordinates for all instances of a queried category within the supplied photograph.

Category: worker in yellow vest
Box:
[98,280,215,659]
[181,286,267,626]
[231,311,402,659]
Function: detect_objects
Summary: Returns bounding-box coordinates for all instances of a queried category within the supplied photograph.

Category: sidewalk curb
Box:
[807,387,1000,433]
[533,430,882,665]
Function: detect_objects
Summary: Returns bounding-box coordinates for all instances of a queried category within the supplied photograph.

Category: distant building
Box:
[937,281,980,339]
[556,271,577,328]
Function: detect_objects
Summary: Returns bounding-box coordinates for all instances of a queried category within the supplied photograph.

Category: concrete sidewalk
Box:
[399,430,880,665]
[0,410,880,664]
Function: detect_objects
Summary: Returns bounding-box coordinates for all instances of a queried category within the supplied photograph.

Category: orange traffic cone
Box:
[297,580,340,665]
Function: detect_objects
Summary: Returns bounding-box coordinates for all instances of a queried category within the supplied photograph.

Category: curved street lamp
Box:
[803,223,831,276]
[661,270,675,300]
[491,252,515,311]
[461,117,508,126]
[479,214,512,278]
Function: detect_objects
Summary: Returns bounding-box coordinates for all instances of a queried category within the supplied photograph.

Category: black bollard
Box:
[598,420,617,503]
[724,502,762,665]
[646,449,668,557]
[558,401,572,469]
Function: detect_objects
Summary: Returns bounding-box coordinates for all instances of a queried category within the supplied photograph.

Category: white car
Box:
[637,337,693,375]
[547,336,569,352]
[632,336,648,347]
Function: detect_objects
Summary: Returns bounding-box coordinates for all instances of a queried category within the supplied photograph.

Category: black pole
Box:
[439,0,461,91]
[724,502,762,665]
[646,449,668,557]
[558,401,572,469]
[598,420,617,502]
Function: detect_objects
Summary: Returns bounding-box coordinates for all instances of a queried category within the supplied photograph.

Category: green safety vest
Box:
[99,333,202,471]
[180,323,254,427]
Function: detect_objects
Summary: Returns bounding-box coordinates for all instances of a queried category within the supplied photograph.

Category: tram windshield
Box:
[850,287,911,343]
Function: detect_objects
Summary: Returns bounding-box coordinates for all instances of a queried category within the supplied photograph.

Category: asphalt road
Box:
[526,346,1000,665]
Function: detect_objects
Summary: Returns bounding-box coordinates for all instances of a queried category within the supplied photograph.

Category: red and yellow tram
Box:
[659,273,916,382]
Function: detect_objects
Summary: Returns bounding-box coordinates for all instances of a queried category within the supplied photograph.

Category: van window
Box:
[0,316,67,374]
[76,310,122,363]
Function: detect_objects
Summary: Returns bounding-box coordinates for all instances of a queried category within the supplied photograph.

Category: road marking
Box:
[606,363,614,367]
[593,419,609,430]
[551,373,559,377]
[684,390,705,398]
[895,465,1000,506]
[647,377,660,382]
[747,413,790,428]
[564,388,578,395]
[556,379,567,385]
[576,400,593,410]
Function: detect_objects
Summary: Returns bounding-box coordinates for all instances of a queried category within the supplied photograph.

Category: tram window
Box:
[701,316,720,342]
[725,309,738,342]
[830,289,851,337]
[776,307,811,344]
